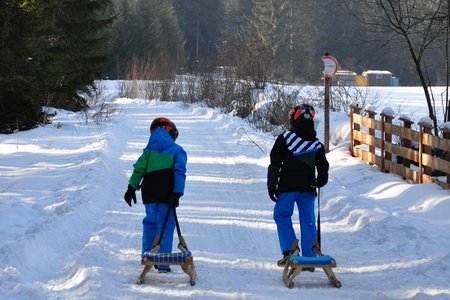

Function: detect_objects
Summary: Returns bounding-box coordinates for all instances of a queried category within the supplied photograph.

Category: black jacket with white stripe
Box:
[267,122,329,196]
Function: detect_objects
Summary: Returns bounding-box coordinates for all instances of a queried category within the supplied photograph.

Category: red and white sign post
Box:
[321,55,339,77]
[321,53,339,152]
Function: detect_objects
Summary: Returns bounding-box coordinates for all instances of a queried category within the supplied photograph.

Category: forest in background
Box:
[1,0,449,133]
[107,0,447,85]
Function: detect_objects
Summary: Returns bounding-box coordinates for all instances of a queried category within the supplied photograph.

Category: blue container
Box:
[391,76,400,86]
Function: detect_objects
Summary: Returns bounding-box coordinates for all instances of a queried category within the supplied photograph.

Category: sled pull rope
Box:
[151,198,185,252]
[173,206,188,251]
[149,202,171,251]
[317,188,321,251]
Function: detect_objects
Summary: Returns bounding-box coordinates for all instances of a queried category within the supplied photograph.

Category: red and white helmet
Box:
[289,104,315,128]
[150,117,178,140]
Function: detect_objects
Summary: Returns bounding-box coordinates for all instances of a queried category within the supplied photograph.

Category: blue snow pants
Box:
[142,203,175,269]
[273,191,317,257]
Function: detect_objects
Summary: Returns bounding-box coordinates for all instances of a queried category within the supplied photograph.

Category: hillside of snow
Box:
[1,83,450,299]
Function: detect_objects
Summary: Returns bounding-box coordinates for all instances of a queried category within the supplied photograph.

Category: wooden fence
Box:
[349,104,450,189]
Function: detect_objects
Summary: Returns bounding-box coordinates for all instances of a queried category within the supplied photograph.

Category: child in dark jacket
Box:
[267,104,329,267]
[124,117,187,273]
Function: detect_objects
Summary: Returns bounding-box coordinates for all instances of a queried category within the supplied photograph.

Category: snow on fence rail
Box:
[349,104,450,189]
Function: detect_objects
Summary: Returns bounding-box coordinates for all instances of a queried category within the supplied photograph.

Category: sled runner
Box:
[137,204,196,286]
[282,189,341,288]
[282,240,341,288]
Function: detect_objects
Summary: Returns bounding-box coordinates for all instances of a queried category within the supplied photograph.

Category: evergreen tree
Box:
[49,0,115,109]
[0,0,45,132]
[107,0,185,79]
[0,0,115,133]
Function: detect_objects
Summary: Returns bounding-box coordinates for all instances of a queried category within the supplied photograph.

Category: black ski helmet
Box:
[150,117,179,140]
[289,104,315,128]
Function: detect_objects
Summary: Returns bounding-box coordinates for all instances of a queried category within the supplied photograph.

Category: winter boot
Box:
[277,248,300,267]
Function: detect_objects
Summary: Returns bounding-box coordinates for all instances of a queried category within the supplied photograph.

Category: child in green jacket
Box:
[124,117,187,272]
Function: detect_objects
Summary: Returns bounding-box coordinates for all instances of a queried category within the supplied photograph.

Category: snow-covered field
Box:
[1,83,449,299]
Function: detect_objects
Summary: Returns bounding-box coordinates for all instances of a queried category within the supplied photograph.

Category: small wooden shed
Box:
[334,70,357,86]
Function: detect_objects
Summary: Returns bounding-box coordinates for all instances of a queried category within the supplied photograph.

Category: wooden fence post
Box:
[380,111,394,173]
[443,125,450,184]
[365,107,377,165]
[418,121,433,178]
[399,116,414,178]
[349,104,361,156]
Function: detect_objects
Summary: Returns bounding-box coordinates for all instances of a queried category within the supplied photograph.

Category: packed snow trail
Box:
[39,99,284,299]
[1,96,450,299]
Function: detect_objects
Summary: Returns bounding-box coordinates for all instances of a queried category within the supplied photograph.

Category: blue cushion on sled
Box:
[289,255,335,266]
[143,251,193,264]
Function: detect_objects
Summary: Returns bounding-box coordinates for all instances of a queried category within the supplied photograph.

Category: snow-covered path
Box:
[1,96,450,299]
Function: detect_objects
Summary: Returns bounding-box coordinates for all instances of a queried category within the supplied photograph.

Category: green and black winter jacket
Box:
[129,128,187,205]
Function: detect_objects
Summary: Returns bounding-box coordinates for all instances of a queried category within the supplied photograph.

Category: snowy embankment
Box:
[1,85,450,299]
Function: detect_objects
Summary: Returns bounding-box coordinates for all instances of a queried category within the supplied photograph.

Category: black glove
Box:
[268,189,278,202]
[169,192,183,207]
[311,177,327,188]
[316,178,327,188]
[124,184,137,207]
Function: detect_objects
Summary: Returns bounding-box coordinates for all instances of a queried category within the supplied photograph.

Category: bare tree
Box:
[343,0,446,135]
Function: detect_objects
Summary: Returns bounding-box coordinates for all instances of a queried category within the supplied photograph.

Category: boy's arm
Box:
[267,135,284,190]
[315,146,329,187]
[128,152,148,190]
[173,148,187,194]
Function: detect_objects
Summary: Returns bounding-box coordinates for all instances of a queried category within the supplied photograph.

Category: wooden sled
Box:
[282,240,341,289]
[137,205,197,286]
[137,241,196,286]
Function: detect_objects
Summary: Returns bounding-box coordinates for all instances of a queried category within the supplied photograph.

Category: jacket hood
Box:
[144,128,175,151]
